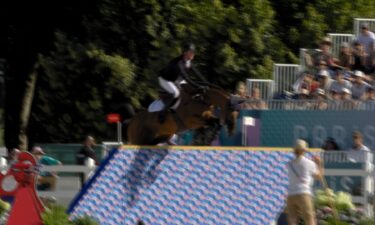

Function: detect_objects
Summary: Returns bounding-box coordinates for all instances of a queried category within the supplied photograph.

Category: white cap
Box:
[318,70,329,77]
[294,139,308,151]
[353,70,364,78]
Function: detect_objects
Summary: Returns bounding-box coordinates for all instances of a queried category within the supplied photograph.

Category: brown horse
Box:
[127,84,238,145]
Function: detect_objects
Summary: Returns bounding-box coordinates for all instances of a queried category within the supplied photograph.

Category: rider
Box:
[158,43,207,123]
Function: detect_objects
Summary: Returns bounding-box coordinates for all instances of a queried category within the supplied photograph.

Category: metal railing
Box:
[354,18,375,36]
[237,99,375,111]
[272,64,301,94]
[327,33,355,57]
[246,79,274,99]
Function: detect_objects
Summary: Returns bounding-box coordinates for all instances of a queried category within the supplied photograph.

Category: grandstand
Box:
[246,18,375,108]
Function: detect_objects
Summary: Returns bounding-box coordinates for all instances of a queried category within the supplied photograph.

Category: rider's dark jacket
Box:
[159,55,206,87]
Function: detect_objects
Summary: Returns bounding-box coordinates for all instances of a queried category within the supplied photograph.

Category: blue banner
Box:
[239,110,375,150]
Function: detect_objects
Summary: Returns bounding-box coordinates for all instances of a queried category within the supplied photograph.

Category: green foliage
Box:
[72,215,100,225]
[42,205,99,225]
[315,189,355,212]
[41,205,73,225]
[27,0,375,143]
[0,199,10,216]
[33,32,137,142]
[322,217,351,225]
[358,218,375,225]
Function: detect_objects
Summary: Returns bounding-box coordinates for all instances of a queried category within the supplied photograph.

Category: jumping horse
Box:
[127,84,238,145]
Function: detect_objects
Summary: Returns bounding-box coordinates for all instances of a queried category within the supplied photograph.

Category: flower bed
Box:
[315,189,374,225]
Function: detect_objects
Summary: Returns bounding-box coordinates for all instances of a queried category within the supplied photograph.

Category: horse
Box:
[127,84,238,145]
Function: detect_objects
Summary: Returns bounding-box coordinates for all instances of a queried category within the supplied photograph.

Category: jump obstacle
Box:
[69,146,320,225]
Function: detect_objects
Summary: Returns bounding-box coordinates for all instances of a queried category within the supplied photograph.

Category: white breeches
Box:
[158,77,180,98]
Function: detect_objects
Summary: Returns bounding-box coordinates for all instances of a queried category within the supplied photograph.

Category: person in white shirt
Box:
[287,139,323,225]
[347,131,370,163]
[351,131,370,151]
[356,23,375,56]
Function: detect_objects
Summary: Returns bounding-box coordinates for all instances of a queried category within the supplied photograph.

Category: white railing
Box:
[237,99,375,111]
[354,18,375,36]
[272,64,301,94]
[321,151,373,216]
[37,164,96,200]
[246,79,274,99]
[327,33,355,57]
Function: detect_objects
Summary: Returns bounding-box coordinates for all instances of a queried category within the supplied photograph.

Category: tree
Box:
[30,33,137,142]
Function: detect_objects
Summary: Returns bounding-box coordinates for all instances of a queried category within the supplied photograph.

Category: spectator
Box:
[351,70,370,100]
[313,37,340,73]
[352,41,369,73]
[347,131,370,164]
[293,72,319,95]
[356,23,375,57]
[232,81,250,109]
[338,42,354,71]
[316,70,333,97]
[294,88,312,110]
[322,137,340,151]
[76,135,98,187]
[287,139,323,225]
[233,81,250,99]
[312,89,328,110]
[329,70,352,94]
[247,87,268,110]
[363,86,375,110]
[350,131,370,151]
[31,146,62,191]
[341,88,355,110]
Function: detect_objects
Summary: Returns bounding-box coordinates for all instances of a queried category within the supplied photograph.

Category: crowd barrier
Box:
[321,151,374,217]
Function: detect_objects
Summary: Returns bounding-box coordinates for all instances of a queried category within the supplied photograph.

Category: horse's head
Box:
[204,87,238,136]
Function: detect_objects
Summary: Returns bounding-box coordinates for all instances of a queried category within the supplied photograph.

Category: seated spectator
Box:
[366,86,375,100]
[329,70,352,94]
[313,37,340,73]
[352,41,370,73]
[232,81,251,109]
[341,88,356,109]
[246,87,268,110]
[312,88,328,110]
[316,70,333,98]
[351,70,370,100]
[233,81,250,99]
[293,72,319,95]
[31,146,62,191]
[295,89,312,110]
[362,86,375,110]
[338,42,354,71]
[322,137,340,151]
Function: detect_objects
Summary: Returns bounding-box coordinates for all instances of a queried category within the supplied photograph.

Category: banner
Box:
[240,110,375,150]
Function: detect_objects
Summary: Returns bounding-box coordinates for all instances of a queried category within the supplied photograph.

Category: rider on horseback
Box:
[158,43,207,123]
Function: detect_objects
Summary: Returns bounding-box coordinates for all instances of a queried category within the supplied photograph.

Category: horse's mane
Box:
[196,81,231,98]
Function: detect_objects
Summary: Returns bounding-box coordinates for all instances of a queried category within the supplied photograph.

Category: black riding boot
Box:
[158,98,176,123]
